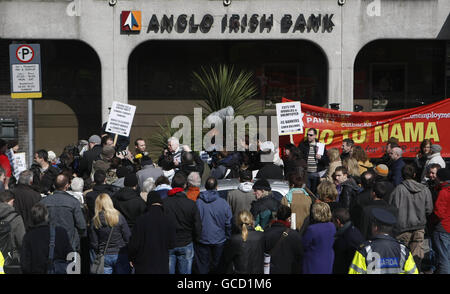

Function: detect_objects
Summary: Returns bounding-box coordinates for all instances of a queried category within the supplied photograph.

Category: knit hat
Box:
[102,146,116,160]
[253,179,271,191]
[431,144,442,154]
[437,168,450,182]
[124,173,138,187]
[374,164,389,177]
[371,207,397,226]
[88,135,101,145]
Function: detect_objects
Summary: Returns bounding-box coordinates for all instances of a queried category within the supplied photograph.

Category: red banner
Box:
[280,98,450,158]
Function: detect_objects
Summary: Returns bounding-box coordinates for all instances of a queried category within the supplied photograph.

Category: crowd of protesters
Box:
[0,127,449,275]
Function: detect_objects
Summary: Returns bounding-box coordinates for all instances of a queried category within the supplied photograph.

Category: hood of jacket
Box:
[116,187,139,201]
[401,179,427,193]
[238,182,253,193]
[199,190,220,203]
[342,177,360,191]
[0,202,15,219]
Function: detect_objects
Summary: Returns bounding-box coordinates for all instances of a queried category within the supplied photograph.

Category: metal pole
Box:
[28,99,33,168]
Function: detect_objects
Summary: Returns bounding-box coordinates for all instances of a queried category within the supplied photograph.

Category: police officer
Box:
[348,207,418,274]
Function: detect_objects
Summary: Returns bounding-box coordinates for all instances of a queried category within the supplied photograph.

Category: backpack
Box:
[0,211,21,273]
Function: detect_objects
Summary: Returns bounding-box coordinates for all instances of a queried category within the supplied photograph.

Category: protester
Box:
[250,179,280,230]
[20,202,73,274]
[67,177,85,206]
[0,167,5,192]
[220,210,264,274]
[264,205,303,274]
[334,166,360,210]
[134,138,147,157]
[352,146,373,175]
[180,151,204,178]
[349,207,418,274]
[154,175,172,200]
[325,148,342,183]
[389,164,433,271]
[112,173,146,230]
[163,172,202,274]
[193,177,232,274]
[40,173,87,252]
[136,156,163,192]
[128,192,176,274]
[425,163,442,203]
[140,177,155,203]
[281,173,312,231]
[414,139,432,182]
[332,207,364,274]
[349,171,376,230]
[12,170,42,232]
[433,168,450,274]
[0,139,12,190]
[85,170,116,221]
[340,138,354,162]
[371,137,399,166]
[0,191,26,271]
[186,172,201,202]
[388,147,405,187]
[255,141,284,180]
[373,164,394,203]
[78,135,103,179]
[298,128,329,194]
[30,149,59,195]
[343,157,361,185]
[89,193,131,274]
[302,202,336,274]
[316,180,340,213]
[282,145,306,180]
[5,140,19,183]
[90,145,116,182]
[421,144,446,183]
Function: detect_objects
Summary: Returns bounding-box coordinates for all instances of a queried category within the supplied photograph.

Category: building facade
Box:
[0,0,449,160]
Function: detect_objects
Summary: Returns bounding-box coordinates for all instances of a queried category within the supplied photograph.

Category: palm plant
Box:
[192,64,260,116]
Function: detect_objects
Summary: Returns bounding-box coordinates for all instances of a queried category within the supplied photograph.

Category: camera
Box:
[223,0,231,7]
[117,150,128,157]
[109,0,117,7]
[337,0,345,6]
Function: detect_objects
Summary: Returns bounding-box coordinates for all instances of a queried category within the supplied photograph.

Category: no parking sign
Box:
[9,44,42,98]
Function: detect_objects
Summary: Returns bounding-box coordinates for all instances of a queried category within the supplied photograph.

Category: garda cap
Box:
[371,207,397,226]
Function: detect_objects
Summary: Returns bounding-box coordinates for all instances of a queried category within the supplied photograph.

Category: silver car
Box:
[200,178,290,201]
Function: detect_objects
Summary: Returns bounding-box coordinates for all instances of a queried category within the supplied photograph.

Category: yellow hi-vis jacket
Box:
[348,234,418,274]
[0,251,4,274]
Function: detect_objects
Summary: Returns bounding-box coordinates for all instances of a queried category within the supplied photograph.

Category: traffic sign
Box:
[9,43,42,98]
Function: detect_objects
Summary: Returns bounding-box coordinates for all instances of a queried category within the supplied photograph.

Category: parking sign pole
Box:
[28,99,33,168]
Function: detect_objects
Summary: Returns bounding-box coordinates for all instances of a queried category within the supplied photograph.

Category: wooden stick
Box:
[113,134,118,146]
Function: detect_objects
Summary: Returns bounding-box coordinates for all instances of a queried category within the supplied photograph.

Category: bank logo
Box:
[121,11,141,32]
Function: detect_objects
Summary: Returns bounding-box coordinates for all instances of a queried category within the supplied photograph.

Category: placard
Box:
[105,101,136,137]
[276,101,303,135]
[13,153,27,179]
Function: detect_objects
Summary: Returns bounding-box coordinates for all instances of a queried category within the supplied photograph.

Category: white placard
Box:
[290,213,296,230]
[105,101,136,137]
[13,153,27,179]
[276,102,303,136]
[316,142,325,156]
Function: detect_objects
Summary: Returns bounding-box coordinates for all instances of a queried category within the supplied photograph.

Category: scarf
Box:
[168,187,184,196]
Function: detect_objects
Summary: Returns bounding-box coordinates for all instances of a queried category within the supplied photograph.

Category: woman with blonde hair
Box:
[221,210,265,274]
[316,180,340,212]
[343,157,361,184]
[351,145,373,175]
[325,148,342,182]
[89,193,131,274]
[301,202,336,274]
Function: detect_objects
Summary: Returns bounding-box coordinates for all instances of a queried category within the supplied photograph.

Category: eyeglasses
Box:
[307,134,315,136]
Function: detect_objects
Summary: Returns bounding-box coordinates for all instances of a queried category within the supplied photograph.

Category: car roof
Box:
[200,178,290,196]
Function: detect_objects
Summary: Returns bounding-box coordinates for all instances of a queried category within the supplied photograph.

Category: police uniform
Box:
[348,208,418,274]
[0,251,4,274]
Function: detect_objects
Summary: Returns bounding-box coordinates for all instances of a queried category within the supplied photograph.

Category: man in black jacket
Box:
[298,128,329,194]
[335,166,361,210]
[129,192,176,274]
[112,173,146,230]
[264,205,303,274]
[85,170,116,221]
[12,170,42,232]
[30,149,59,195]
[78,135,103,179]
[163,172,202,274]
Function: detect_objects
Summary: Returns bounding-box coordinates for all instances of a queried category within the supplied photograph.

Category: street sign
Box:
[9,44,42,98]
[276,101,304,136]
[105,101,136,137]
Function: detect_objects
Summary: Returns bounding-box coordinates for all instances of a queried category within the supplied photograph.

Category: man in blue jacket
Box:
[194,177,232,274]
[388,147,405,187]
